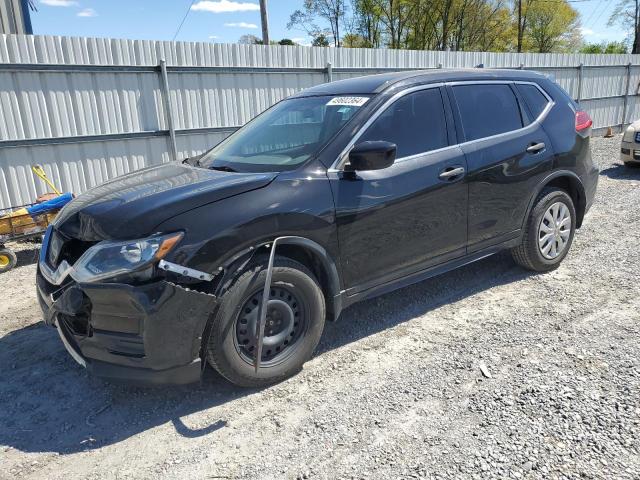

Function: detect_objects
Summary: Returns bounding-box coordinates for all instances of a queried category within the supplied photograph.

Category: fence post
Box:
[621,62,632,129]
[576,63,584,104]
[159,59,178,162]
[326,62,333,83]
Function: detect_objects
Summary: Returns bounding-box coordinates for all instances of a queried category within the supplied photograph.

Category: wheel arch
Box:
[525,171,587,229]
[216,236,344,322]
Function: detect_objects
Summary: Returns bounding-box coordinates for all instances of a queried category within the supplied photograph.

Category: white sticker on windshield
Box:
[326,96,369,107]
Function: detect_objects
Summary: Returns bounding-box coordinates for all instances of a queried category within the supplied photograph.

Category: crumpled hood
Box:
[55,163,277,241]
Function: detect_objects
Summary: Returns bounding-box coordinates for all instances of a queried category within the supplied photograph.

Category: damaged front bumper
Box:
[36,268,217,385]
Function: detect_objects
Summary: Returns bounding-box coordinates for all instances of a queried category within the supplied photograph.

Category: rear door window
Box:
[358,88,448,158]
[515,83,550,120]
[452,84,523,141]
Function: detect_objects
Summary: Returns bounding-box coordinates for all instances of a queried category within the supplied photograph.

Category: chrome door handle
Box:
[526,142,546,153]
[439,166,465,180]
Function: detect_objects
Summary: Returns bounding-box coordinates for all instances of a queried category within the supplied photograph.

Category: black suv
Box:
[37,69,598,386]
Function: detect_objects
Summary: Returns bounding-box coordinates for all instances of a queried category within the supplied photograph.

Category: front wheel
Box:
[511,188,577,272]
[206,256,325,387]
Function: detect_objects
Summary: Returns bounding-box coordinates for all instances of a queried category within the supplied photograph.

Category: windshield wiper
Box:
[209,165,238,173]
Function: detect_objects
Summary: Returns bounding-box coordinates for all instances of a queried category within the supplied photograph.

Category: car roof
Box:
[293,68,546,97]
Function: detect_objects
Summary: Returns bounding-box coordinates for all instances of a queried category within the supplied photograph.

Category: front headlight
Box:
[622,127,635,142]
[70,232,183,283]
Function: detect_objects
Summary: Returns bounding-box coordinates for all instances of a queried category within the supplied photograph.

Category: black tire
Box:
[623,161,640,168]
[206,256,326,387]
[511,188,576,272]
[0,248,17,273]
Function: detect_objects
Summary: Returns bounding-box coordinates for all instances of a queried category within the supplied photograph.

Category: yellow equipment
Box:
[31,165,62,195]
[0,166,67,273]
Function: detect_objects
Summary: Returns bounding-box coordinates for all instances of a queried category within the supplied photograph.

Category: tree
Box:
[352,0,384,47]
[288,0,347,46]
[312,34,331,46]
[525,0,579,52]
[580,41,628,53]
[609,0,640,53]
[286,0,583,52]
[365,0,416,49]
[278,38,297,45]
[513,0,536,52]
[450,0,513,52]
[238,34,262,44]
[603,40,628,53]
[343,33,371,47]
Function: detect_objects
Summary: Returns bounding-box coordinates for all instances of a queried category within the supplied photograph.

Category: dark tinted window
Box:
[516,84,550,119]
[359,88,448,158]
[453,84,523,141]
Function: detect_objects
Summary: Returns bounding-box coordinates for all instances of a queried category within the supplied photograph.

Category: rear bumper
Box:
[37,268,217,385]
[584,165,599,217]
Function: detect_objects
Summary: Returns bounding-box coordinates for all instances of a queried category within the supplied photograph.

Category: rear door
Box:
[328,85,468,293]
[448,81,555,252]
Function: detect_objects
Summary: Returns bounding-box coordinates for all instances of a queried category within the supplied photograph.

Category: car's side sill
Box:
[466,229,521,255]
[339,237,520,313]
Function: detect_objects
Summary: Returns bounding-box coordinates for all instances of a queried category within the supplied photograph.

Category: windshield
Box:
[198,95,369,172]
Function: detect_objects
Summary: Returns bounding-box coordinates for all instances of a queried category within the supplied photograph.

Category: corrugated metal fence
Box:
[1,33,639,209]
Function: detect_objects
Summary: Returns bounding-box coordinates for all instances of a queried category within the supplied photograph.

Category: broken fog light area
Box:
[53,285,92,337]
[59,313,91,337]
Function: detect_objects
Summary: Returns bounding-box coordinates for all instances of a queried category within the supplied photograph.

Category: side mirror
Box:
[346,141,396,172]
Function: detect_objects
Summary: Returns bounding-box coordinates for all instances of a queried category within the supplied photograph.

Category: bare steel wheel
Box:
[206,256,325,387]
[538,201,572,259]
[234,286,307,366]
[511,187,576,272]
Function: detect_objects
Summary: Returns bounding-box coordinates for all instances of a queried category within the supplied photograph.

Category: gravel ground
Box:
[1,134,639,480]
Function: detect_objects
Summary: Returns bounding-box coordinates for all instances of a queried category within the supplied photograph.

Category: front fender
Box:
[154,167,343,317]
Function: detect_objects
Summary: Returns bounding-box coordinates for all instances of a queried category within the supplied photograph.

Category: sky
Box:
[30,0,311,45]
[29,0,627,47]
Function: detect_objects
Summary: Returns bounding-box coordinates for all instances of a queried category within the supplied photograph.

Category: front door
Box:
[328,86,468,294]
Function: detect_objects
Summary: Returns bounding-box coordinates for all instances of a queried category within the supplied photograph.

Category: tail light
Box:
[575,110,592,132]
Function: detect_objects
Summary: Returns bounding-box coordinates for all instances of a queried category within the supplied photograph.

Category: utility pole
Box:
[517,0,523,53]
[634,0,640,54]
[259,0,269,45]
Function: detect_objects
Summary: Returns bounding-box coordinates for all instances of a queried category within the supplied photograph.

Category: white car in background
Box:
[621,120,640,167]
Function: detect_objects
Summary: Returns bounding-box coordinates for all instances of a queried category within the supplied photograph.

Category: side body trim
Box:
[338,235,521,312]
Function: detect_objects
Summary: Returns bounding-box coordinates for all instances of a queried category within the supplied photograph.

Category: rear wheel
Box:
[511,188,576,272]
[0,248,17,273]
[206,256,325,387]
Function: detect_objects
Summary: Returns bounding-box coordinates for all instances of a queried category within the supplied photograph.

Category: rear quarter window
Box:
[452,84,523,141]
[516,84,550,120]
